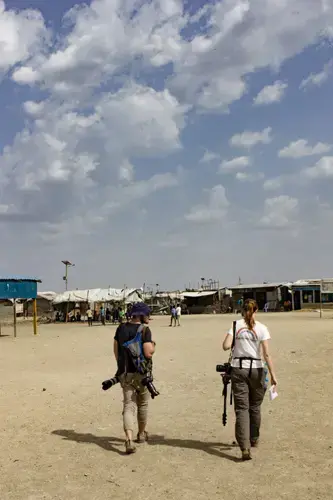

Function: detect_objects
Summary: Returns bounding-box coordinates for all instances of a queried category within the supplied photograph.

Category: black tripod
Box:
[221,373,233,426]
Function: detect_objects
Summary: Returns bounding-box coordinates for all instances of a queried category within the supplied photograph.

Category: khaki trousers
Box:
[231,368,266,451]
[119,373,149,432]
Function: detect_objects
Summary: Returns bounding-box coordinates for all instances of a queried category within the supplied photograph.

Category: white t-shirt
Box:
[176,306,181,316]
[227,318,271,369]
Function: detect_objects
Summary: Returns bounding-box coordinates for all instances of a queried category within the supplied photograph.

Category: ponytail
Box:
[243,299,258,331]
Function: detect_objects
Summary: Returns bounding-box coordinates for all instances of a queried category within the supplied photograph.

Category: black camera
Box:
[216,363,231,374]
[102,376,120,391]
[141,373,160,399]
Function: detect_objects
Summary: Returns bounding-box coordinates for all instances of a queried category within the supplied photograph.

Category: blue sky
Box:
[1,0,333,291]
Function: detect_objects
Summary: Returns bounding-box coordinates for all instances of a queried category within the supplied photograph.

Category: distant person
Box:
[169,305,177,327]
[176,304,181,326]
[119,307,125,324]
[222,299,277,461]
[100,306,106,326]
[86,307,93,327]
[106,307,111,322]
[112,307,119,324]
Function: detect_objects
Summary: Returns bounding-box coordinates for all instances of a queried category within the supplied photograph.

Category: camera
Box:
[141,373,160,399]
[102,376,120,390]
[216,363,231,374]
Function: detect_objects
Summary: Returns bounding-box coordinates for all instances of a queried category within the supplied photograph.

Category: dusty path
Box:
[0,313,332,500]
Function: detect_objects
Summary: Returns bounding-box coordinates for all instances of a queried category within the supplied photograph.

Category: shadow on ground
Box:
[52,429,240,462]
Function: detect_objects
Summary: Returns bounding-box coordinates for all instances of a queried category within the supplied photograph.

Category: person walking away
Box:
[114,303,156,454]
[86,306,93,327]
[176,304,181,326]
[222,299,277,461]
[100,305,106,326]
[169,305,176,327]
[119,307,125,324]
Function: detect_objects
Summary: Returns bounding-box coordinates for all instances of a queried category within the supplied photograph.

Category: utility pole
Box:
[62,260,75,291]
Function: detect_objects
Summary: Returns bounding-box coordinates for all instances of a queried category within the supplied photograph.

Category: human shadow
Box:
[52,429,126,456]
[51,430,240,462]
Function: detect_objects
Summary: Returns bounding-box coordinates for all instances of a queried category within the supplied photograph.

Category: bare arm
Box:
[261,339,277,386]
[113,339,118,362]
[222,333,233,351]
[143,341,156,359]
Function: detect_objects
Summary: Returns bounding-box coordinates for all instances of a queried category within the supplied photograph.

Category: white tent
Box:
[52,288,143,305]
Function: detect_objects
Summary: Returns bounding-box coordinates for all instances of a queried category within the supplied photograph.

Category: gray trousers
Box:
[231,368,266,451]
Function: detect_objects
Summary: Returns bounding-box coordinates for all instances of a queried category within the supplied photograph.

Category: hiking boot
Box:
[241,449,252,461]
[125,440,137,454]
[251,439,259,448]
[136,431,149,444]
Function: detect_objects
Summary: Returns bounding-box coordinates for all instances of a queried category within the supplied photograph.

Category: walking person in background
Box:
[222,299,277,461]
[100,305,106,326]
[86,306,93,327]
[169,305,177,327]
[176,304,181,326]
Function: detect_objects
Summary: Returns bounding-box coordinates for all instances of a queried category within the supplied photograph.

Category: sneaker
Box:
[125,440,137,454]
[136,431,149,444]
[242,449,252,461]
[251,439,259,448]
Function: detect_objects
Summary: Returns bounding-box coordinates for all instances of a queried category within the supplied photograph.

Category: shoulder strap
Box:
[231,320,236,350]
[137,324,147,340]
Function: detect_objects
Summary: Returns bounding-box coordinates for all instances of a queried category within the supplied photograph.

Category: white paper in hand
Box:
[269,386,278,401]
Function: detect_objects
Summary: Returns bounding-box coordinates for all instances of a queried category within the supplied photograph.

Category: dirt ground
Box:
[0,312,332,500]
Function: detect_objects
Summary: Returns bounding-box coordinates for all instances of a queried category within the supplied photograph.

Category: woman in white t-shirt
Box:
[222,299,277,461]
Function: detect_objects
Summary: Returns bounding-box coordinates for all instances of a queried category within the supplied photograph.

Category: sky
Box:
[1,0,333,292]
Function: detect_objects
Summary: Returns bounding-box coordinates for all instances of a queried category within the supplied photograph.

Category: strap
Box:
[231,320,236,350]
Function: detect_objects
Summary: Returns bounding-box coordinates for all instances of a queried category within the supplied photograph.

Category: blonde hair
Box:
[243,299,258,331]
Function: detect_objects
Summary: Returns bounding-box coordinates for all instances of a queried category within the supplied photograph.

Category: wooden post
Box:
[33,299,38,335]
[13,299,17,338]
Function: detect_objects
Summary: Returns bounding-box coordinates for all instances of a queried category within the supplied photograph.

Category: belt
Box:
[233,357,261,377]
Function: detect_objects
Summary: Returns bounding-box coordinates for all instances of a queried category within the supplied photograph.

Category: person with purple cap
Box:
[113,302,156,454]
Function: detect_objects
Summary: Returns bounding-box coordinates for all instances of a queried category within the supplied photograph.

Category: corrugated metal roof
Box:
[0,275,41,282]
[292,278,333,286]
[229,282,291,290]
[183,290,218,298]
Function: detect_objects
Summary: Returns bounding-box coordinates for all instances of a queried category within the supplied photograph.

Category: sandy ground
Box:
[0,312,333,500]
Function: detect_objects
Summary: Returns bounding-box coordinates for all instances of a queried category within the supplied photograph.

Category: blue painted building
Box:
[0,276,41,300]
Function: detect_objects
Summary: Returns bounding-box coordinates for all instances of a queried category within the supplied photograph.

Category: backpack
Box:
[123,324,152,375]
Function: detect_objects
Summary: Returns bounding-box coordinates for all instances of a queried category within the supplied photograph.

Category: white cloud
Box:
[300,60,333,89]
[253,81,287,105]
[0,1,47,75]
[12,66,39,84]
[169,0,333,111]
[23,100,45,116]
[200,151,220,163]
[263,177,284,191]
[278,139,332,158]
[185,184,229,223]
[0,82,185,228]
[236,172,264,182]
[259,195,298,228]
[303,156,333,179]
[219,156,250,172]
[230,127,272,149]
[118,159,134,183]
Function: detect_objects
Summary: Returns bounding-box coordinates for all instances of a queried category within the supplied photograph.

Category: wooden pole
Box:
[13,299,17,338]
[33,299,38,335]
